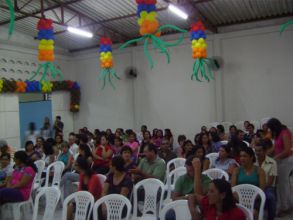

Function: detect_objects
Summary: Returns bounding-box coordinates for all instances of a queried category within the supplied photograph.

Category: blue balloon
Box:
[147,4,156,12]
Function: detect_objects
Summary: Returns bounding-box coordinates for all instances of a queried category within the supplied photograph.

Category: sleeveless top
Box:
[237,166,259,186]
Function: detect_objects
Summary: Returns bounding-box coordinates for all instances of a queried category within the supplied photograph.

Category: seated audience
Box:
[0,139,15,159]
[106,128,115,145]
[217,124,228,141]
[152,129,163,148]
[227,137,247,163]
[130,143,166,182]
[228,125,238,140]
[120,146,136,171]
[209,131,222,152]
[24,141,41,162]
[244,123,255,143]
[112,136,123,156]
[191,145,210,171]
[137,125,147,144]
[164,128,174,148]
[53,134,63,156]
[255,139,277,220]
[231,147,266,189]
[68,133,79,159]
[92,135,113,174]
[124,132,139,160]
[236,129,245,142]
[43,141,55,166]
[67,156,102,220]
[158,138,177,164]
[214,145,238,175]
[34,137,45,157]
[198,132,213,154]
[182,140,195,158]
[0,153,13,187]
[0,151,36,204]
[58,142,74,173]
[188,179,246,220]
[172,156,211,201]
[176,134,187,157]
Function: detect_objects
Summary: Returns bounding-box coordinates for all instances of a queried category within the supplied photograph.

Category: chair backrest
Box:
[206,152,219,168]
[133,178,165,218]
[236,203,253,220]
[32,187,61,220]
[166,158,186,177]
[232,184,265,220]
[93,194,131,220]
[34,160,45,188]
[45,161,65,188]
[202,168,229,181]
[159,200,191,220]
[62,191,94,220]
[97,174,107,185]
[165,167,187,202]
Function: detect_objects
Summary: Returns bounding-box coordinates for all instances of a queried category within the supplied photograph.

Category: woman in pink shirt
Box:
[0,151,36,204]
[267,118,293,216]
[124,132,139,160]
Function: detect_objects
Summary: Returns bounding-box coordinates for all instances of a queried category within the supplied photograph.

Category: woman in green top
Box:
[231,147,266,189]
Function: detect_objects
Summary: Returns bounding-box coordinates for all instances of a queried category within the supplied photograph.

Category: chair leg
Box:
[12,204,21,220]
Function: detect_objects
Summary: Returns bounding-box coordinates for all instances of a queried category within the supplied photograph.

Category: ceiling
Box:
[0,0,292,52]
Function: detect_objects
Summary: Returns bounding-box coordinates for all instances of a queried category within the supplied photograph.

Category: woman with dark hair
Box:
[182,140,195,158]
[267,118,293,216]
[92,135,113,174]
[57,142,73,173]
[177,134,187,157]
[138,130,152,158]
[209,131,222,152]
[120,146,136,171]
[164,128,174,147]
[194,133,201,145]
[67,156,102,220]
[102,156,133,198]
[106,128,115,145]
[112,137,123,156]
[152,129,163,148]
[217,124,228,141]
[193,145,210,171]
[43,141,55,166]
[25,140,41,162]
[231,147,266,189]
[53,134,63,157]
[198,132,213,154]
[215,145,238,175]
[188,178,246,220]
[227,136,247,163]
[229,125,238,140]
[124,132,139,160]
[0,151,37,204]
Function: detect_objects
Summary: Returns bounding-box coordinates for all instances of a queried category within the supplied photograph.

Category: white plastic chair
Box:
[232,184,265,220]
[237,203,253,220]
[164,167,186,204]
[33,160,46,190]
[44,161,65,189]
[32,187,61,220]
[202,168,229,181]
[62,191,95,220]
[166,158,186,178]
[159,200,191,220]
[97,174,107,184]
[206,152,219,168]
[243,140,250,147]
[132,178,165,220]
[93,194,131,220]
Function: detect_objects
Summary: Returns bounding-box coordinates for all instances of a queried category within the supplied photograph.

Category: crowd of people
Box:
[0,117,292,220]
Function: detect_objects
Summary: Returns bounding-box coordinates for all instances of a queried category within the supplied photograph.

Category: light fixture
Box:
[168,3,188,20]
[67,26,93,38]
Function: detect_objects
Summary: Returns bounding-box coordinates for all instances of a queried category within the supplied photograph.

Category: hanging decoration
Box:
[99,37,120,89]
[30,18,63,81]
[280,20,293,34]
[4,0,15,38]
[0,78,80,112]
[120,0,187,69]
[190,21,214,82]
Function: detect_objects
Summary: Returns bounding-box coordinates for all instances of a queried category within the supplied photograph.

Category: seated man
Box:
[158,138,177,164]
[172,156,211,201]
[255,139,277,220]
[130,143,166,182]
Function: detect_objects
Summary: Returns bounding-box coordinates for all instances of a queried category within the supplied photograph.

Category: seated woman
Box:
[209,131,222,152]
[198,132,213,154]
[58,142,74,174]
[61,144,93,199]
[188,178,246,220]
[102,156,133,198]
[25,141,41,162]
[124,132,139,160]
[120,146,136,171]
[191,145,210,171]
[214,145,238,175]
[92,135,113,174]
[67,156,102,220]
[43,141,55,167]
[0,153,13,187]
[182,140,195,158]
[112,137,123,156]
[0,151,37,204]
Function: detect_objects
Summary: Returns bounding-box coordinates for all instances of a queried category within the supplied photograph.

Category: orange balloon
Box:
[199,48,206,53]
[154,31,161,37]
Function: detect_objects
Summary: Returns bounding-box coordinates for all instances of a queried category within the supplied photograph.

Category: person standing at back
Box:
[53,116,64,136]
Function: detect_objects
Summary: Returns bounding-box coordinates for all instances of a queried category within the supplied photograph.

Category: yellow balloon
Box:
[198,38,205,43]
[140,11,148,19]
[106,52,111,56]
[192,40,197,44]
[138,19,143,26]
[146,14,155,21]
[100,52,105,56]
[195,43,201,48]
[149,11,157,18]
[47,40,54,45]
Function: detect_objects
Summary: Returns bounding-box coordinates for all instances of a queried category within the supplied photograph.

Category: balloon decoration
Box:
[120,0,187,69]
[5,0,15,38]
[99,37,120,89]
[280,20,293,34]
[30,18,63,81]
[190,21,214,82]
[0,78,81,112]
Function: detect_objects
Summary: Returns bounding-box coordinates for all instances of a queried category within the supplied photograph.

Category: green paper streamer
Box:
[100,68,120,90]
[280,20,293,34]
[191,58,214,82]
[6,0,15,38]
[30,62,63,81]
[119,25,187,69]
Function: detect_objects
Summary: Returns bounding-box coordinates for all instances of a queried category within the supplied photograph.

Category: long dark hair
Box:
[198,132,211,146]
[76,156,94,177]
[14,151,37,172]
[240,146,256,163]
[212,179,236,212]
[79,144,92,158]
[267,118,287,138]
